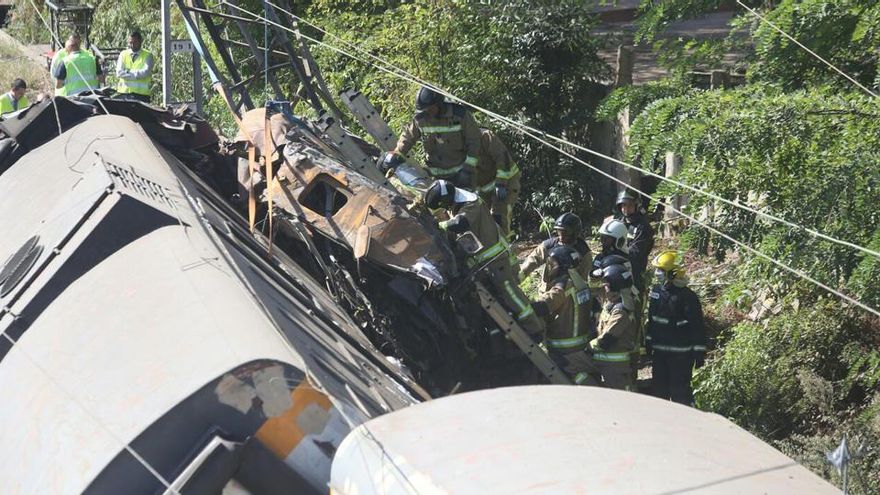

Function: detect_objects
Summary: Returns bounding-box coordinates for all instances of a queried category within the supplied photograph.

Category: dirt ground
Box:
[0,29,53,99]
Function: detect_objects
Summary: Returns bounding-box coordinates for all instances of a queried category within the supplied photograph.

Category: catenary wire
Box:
[223,2,880,319]
[252,0,880,262]
[736,0,880,99]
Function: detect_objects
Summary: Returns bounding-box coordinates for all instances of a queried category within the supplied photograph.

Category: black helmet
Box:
[548,245,581,272]
[424,179,455,209]
[424,179,477,209]
[553,212,582,237]
[615,189,639,207]
[415,86,444,111]
[601,263,633,292]
[599,254,629,269]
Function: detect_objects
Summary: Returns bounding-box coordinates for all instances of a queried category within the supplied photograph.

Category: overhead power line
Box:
[240,0,880,264]
[223,2,880,320]
[736,0,880,99]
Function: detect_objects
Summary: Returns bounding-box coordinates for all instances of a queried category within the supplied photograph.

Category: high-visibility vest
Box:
[62,51,99,96]
[51,48,68,96]
[0,92,28,115]
[116,49,152,96]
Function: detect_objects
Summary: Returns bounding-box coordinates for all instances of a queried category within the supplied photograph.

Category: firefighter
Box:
[590,262,638,390]
[394,87,481,189]
[115,30,154,103]
[614,191,655,382]
[646,251,707,406]
[531,245,599,386]
[592,218,630,271]
[0,79,29,116]
[53,33,105,97]
[424,180,544,340]
[589,218,631,324]
[614,190,655,290]
[475,128,521,236]
[519,212,591,289]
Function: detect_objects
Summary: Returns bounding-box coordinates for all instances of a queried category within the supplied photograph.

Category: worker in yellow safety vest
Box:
[49,36,74,96]
[53,33,104,97]
[0,79,29,116]
[115,30,154,103]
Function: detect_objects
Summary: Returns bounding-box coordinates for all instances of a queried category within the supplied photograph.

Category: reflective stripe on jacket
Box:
[536,268,592,350]
[592,295,638,361]
[62,51,99,96]
[645,282,706,353]
[396,103,481,176]
[475,128,520,191]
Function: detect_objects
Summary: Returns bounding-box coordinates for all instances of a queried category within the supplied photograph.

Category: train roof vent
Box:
[0,236,44,297]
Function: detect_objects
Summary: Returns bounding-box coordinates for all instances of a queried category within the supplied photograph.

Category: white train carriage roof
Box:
[331,385,841,495]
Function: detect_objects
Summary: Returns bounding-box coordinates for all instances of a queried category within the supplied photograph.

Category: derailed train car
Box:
[0,101,426,493]
[1,97,505,394]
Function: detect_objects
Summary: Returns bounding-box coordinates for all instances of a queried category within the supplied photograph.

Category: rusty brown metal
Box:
[235,108,454,283]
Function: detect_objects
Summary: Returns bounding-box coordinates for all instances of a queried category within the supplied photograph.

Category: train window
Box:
[299,174,349,217]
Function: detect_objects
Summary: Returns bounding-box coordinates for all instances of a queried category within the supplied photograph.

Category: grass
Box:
[0,34,53,98]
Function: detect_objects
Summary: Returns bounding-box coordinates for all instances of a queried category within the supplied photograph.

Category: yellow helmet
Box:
[652,251,682,274]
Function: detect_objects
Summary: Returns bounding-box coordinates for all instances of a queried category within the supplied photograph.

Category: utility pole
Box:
[161,0,172,107]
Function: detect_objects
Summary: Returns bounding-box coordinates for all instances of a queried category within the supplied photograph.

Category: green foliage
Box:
[695,305,877,435]
[635,0,880,93]
[627,85,880,308]
[635,0,736,44]
[745,0,880,92]
[8,0,50,44]
[519,266,543,300]
[695,305,880,493]
[595,75,693,122]
[849,229,880,310]
[306,0,611,230]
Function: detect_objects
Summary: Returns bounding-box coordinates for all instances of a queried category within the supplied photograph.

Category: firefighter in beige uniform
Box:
[591,261,638,390]
[424,180,545,339]
[394,87,481,189]
[474,128,521,236]
[519,212,591,288]
[532,245,600,385]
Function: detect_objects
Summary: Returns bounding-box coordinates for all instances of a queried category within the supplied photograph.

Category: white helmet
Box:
[598,218,629,253]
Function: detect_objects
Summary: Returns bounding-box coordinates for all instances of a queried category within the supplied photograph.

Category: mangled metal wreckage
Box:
[229,105,511,392]
[0,90,531,491]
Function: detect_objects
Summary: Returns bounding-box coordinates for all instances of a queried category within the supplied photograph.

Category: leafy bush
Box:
[306,0,611,232]
[695,304,879,433]
[626,85,880,308]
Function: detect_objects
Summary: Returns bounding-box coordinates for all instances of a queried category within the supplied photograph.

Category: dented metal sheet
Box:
[234,108,456,285]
